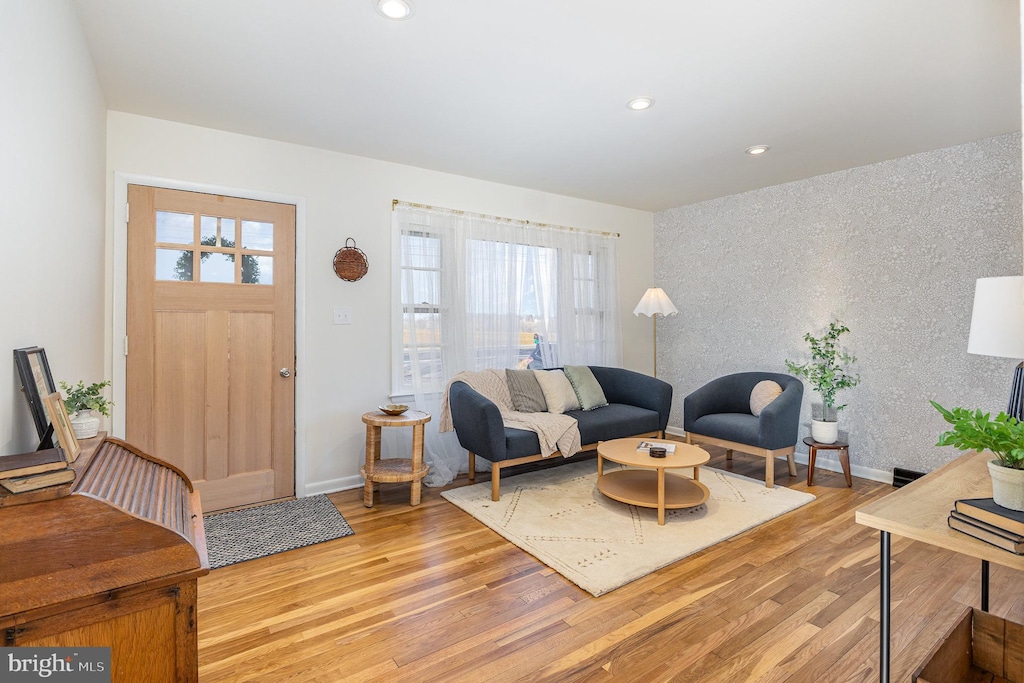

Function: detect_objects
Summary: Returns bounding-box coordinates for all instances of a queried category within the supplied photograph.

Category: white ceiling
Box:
[73,0,1021,212]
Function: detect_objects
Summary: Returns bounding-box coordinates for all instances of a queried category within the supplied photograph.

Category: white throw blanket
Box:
[439,369,583,459]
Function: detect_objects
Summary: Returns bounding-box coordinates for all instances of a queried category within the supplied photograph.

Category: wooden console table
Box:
[855,450,1024,682]
[0,437,208,682]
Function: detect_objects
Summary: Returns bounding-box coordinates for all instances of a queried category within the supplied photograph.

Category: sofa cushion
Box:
[505,368,548,413]
[749,380,783,417]
[534,369,581,413]
[690,413,760,445]
[569,403,661,445]
[501,403,661,461]
[563,365,608,411]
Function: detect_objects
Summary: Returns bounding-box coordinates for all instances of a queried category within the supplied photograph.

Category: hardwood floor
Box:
[197,447,1023,682]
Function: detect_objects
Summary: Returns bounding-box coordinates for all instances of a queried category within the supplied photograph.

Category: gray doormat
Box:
[203,494,354,569]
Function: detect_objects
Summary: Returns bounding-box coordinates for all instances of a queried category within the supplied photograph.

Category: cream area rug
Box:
[441,460,815,596]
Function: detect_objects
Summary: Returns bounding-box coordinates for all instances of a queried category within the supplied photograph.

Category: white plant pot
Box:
[988,459,1024,512]
[810,419,838,444]
[70,411,100,439]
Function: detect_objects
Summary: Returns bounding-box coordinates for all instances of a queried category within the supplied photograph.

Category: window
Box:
[392,203,620,395]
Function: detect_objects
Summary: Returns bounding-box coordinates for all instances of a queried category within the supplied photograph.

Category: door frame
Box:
[111,172,309,497]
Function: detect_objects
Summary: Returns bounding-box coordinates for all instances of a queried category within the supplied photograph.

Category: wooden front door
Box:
[126,185,295,511]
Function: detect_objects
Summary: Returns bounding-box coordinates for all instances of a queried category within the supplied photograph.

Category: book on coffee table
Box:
[636,441,676,454]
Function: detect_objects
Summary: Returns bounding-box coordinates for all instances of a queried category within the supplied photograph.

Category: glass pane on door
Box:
[156,211,194,244]
[241,221,274,251]
[200,216,237,247]
[156,249,194,281]
[200,252,235,283]
[241,255,273,285]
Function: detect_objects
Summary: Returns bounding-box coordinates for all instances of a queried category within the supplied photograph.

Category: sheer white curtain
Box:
[393,203,621,486]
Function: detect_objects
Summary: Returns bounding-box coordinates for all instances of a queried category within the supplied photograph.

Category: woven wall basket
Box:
[333,238,368,281]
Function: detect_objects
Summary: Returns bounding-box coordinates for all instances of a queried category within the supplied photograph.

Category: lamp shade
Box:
[633,287,678,317]
[967,276,1024,359]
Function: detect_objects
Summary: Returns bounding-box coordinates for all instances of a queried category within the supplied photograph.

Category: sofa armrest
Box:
[588,366,673,432]
[756,380,804,449]
[684,378,730,432]
[448,381,507,462]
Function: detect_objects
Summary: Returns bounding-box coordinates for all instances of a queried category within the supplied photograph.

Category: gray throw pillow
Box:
[563,365,609,411]
[505,368,548,412]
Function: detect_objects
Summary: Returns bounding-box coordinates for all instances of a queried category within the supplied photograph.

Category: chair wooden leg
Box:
[787,451,797,476]
[765,456,775,488]
[726,449,733,461]
[491,463,501,501]
[468,452,476,481]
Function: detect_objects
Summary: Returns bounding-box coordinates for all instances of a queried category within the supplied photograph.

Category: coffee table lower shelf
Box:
[598,469,710,514]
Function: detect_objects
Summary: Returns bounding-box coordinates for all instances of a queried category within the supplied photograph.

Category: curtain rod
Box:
[392,199,620,238]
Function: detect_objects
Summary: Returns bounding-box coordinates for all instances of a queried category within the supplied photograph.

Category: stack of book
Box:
[948,498,1024,555]
[0,448,75,494]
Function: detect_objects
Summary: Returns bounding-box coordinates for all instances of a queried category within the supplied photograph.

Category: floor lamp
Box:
[967,276,1024,421]
[633,287,678,378]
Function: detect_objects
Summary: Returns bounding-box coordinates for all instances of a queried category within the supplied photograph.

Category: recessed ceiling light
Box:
[746,145,771,156]
[626,96,655,111]
[375,0,414,20]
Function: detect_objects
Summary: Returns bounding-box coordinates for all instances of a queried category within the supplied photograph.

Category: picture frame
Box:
[42,392,79,463]
[14,346,57,448]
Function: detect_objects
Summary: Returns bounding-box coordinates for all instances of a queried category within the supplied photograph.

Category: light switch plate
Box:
[333,307,352,325]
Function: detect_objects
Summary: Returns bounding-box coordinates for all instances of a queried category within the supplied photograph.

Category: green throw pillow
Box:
[563,365,608,411]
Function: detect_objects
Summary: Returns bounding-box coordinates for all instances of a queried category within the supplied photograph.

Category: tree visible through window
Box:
[173,236,263,283]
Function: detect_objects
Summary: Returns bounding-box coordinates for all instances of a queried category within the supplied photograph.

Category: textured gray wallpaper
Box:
[655,133,1022,478]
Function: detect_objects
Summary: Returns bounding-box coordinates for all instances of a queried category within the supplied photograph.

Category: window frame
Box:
[391,210,616,397]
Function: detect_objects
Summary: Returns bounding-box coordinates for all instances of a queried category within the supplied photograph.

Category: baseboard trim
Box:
[665,426,893,485]
[304,475,365,496]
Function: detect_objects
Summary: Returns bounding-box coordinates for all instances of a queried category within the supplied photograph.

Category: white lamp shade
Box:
[633,287,678,317]
[967,276,1024,359]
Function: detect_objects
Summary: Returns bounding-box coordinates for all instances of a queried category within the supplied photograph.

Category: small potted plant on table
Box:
[931,401,1024,511]
[786,320,861,444]
[60,380,113,439]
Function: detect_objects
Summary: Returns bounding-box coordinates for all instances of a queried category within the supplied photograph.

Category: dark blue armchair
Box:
[683,372,803,488]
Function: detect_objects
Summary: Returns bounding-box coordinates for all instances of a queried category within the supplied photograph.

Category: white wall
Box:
[106,111,654,493]
[0,1,106,454]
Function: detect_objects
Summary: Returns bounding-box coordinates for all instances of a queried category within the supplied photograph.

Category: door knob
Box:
[280,368,292,378]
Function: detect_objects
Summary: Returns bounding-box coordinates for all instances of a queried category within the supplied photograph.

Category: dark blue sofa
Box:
[448,366,672,500]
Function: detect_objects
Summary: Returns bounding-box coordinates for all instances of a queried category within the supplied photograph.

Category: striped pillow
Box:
[505,369,548,413]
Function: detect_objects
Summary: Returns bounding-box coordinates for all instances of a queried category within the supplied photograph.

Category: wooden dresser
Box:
[0,437,209,682]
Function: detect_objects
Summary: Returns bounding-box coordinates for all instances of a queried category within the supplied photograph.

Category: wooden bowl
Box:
[378,404,409,416]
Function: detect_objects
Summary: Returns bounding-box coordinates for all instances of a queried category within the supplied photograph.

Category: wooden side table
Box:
[803,436,852,487]
[361,410,430,508]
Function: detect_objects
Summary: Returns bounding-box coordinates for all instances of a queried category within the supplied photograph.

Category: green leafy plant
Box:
[785,320,861,421]
[59,380,113,417]
[931,401,1024,470]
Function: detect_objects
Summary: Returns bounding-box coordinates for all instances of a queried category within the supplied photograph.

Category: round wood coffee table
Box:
[597,438,711,525]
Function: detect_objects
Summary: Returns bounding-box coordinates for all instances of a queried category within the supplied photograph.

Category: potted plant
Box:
[785,320,861,444]
[60,380,113,439]
[931,401,1024,511]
